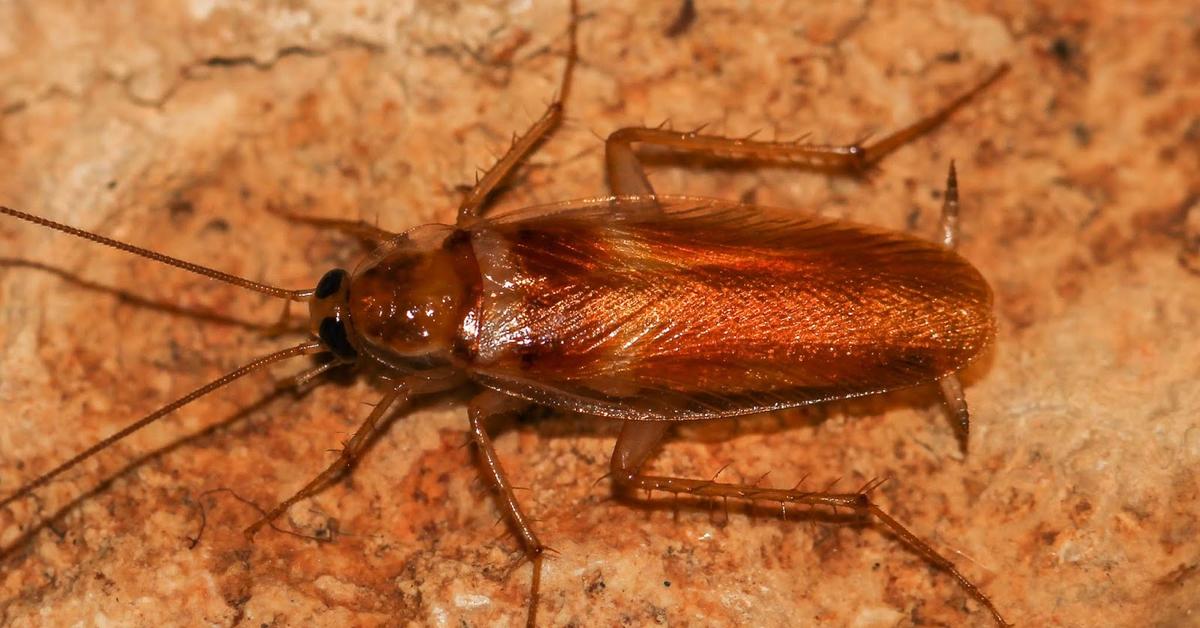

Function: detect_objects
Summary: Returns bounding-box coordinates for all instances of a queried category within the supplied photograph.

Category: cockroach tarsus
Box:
[0,2,1012,626]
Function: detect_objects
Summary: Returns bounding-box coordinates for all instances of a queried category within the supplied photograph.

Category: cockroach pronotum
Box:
[0,2,1012,625]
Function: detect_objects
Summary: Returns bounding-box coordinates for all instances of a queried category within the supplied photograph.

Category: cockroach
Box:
[0,2,1011,625]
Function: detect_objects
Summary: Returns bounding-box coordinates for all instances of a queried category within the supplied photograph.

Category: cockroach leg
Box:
[467,390,547,628]
[936,161,971,448]
[858,65,1009,166]
[265,204,396,246]
[0,340,324,514]
[609,420,671,478]
[608,419,1010,627]
[604,64,1010,197]
[456,0,578,225]
[244,380,414,539]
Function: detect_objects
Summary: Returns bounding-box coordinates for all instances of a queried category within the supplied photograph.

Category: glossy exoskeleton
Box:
[0,2,1011,625]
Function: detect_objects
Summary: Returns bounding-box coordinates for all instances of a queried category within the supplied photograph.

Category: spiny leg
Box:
[935,161,971,449]
[608,420,1009,627]
[468,390,547,628]
[244,380,412,539]
[456,0,579,226]
[605,64,1009,197]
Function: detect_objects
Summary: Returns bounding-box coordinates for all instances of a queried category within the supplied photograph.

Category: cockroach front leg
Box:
[935,161,972,449]
[265,204,396,245]
[245,380,413,539]
[456,1,578,225]
[604,64,1009,197]
[467,390,549,628]
[608,420,1010,627]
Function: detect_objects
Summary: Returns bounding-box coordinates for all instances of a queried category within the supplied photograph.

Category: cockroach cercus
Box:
[0,3,1011,626]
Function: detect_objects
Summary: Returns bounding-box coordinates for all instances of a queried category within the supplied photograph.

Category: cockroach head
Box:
[308,267,359,361]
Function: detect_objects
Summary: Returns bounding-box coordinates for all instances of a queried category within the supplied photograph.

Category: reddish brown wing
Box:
[465,196,994,421]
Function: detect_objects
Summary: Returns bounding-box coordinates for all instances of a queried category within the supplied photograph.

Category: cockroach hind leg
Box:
[608,423,1004,622]
[603,64,1009,197]
[612,470,1009,626]
[859,64,1010,166]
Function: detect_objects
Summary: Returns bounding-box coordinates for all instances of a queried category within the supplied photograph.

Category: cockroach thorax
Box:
[343,225,480,363]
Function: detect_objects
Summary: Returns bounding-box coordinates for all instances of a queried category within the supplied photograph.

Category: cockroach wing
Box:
[465,196,994,421]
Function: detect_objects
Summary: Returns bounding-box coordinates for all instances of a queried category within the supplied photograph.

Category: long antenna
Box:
[1,206,315,301]
[0,340,324,510]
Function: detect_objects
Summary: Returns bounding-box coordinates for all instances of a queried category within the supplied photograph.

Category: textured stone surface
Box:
[1,1,1197,626]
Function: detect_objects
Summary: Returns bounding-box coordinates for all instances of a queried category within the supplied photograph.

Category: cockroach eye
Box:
[319,316,358,359]
[315,268,349,299]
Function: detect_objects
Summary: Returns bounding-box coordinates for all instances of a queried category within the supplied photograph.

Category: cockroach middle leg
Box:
[243,382,409,538]
[446,1,578,616]
[457,0,578,225]
[467,390,548,628]
[608,420,1010,627]
[604,64,1010,197]
[936,161,972,448]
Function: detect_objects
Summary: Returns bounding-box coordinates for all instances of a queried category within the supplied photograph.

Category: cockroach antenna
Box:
[0,206,315,301]
[0,206,326,511]
[0,341,323,512]
[0,1,1015,624]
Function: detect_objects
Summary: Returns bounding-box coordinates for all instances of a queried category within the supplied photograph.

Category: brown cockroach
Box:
[0,2,1011,625]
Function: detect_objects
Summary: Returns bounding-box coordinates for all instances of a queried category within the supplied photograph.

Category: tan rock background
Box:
[1,1,1197,626]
